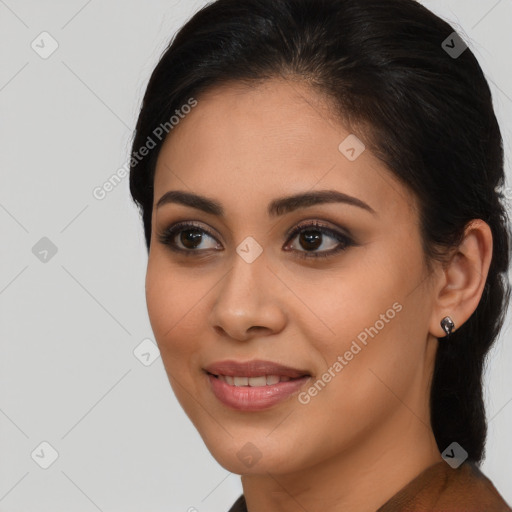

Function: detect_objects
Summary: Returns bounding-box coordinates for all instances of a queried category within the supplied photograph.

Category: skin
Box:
[145,78,493,512]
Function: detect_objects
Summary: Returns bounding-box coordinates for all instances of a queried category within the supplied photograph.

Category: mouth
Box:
[203,359,312,411]
[207,373,302,386]
[204,359,311,381]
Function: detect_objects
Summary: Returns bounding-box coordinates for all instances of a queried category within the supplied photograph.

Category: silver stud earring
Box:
[440,316,455,337]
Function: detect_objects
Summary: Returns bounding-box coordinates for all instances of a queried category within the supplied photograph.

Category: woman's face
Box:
[146,78,439,475]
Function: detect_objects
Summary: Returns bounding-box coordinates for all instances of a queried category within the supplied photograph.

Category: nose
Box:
[208,249,287,342]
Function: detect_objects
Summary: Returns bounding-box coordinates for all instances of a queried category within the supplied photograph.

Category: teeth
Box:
[266,375,280,385]
[233,376,249,386]
[217,375,295,386]
[248,376,267,387]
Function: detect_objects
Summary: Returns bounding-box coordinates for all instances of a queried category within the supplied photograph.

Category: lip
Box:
[203,359,311,411]
[204,359,310,378]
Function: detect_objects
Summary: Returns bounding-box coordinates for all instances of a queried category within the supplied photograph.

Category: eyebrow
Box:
[156,189,376,217]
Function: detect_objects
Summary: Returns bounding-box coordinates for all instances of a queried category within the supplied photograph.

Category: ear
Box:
[429,219,493,338]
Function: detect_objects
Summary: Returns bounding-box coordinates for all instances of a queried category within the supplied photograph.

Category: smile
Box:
[211,374,295,386]
[203,360,312,411]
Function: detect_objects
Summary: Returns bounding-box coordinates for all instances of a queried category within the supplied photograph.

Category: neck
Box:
[240,411,443,512]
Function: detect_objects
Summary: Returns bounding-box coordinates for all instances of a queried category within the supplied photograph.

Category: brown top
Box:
[227,460,511,512]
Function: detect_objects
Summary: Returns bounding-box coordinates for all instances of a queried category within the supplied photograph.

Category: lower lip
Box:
[206,373,310,411]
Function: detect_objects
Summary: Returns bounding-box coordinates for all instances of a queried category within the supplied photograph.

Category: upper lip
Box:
[204,359,311,379]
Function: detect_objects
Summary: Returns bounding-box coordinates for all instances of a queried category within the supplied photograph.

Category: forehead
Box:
[153,78,417,221]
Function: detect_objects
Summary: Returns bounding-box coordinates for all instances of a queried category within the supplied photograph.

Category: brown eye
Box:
[297,229,325,251]
[179,228,206,249]
[284,221,354,260]
[158,222,221,253]
[158,220,355,260]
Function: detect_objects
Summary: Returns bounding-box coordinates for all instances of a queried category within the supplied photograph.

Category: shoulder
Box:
[447,462,512,511]
[227,462,511,512]
[377,460,512,512]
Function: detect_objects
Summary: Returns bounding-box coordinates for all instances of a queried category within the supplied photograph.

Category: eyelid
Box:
[282,220,354,257]
[158,218,355,257]
[157,221,221,255]
[283,218,353,240]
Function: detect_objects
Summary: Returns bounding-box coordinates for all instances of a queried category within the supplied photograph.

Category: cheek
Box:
[145,256,207,360]
[300,242,427,407]
[299,252,412,357]
[145,259,210,420]
[298,306,422,450]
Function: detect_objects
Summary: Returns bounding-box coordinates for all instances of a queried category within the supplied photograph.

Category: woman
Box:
[129,0,511,510]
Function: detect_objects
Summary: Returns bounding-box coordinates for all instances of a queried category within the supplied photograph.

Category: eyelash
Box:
[157,220,355,260]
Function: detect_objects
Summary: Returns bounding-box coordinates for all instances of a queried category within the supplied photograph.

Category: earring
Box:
[440,316,455,337]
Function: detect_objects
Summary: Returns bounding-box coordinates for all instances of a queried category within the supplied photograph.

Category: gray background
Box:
[1,1,511,511]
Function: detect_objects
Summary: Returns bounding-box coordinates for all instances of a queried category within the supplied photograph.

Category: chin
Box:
[198,429,307,476]
[209,444,284,475]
